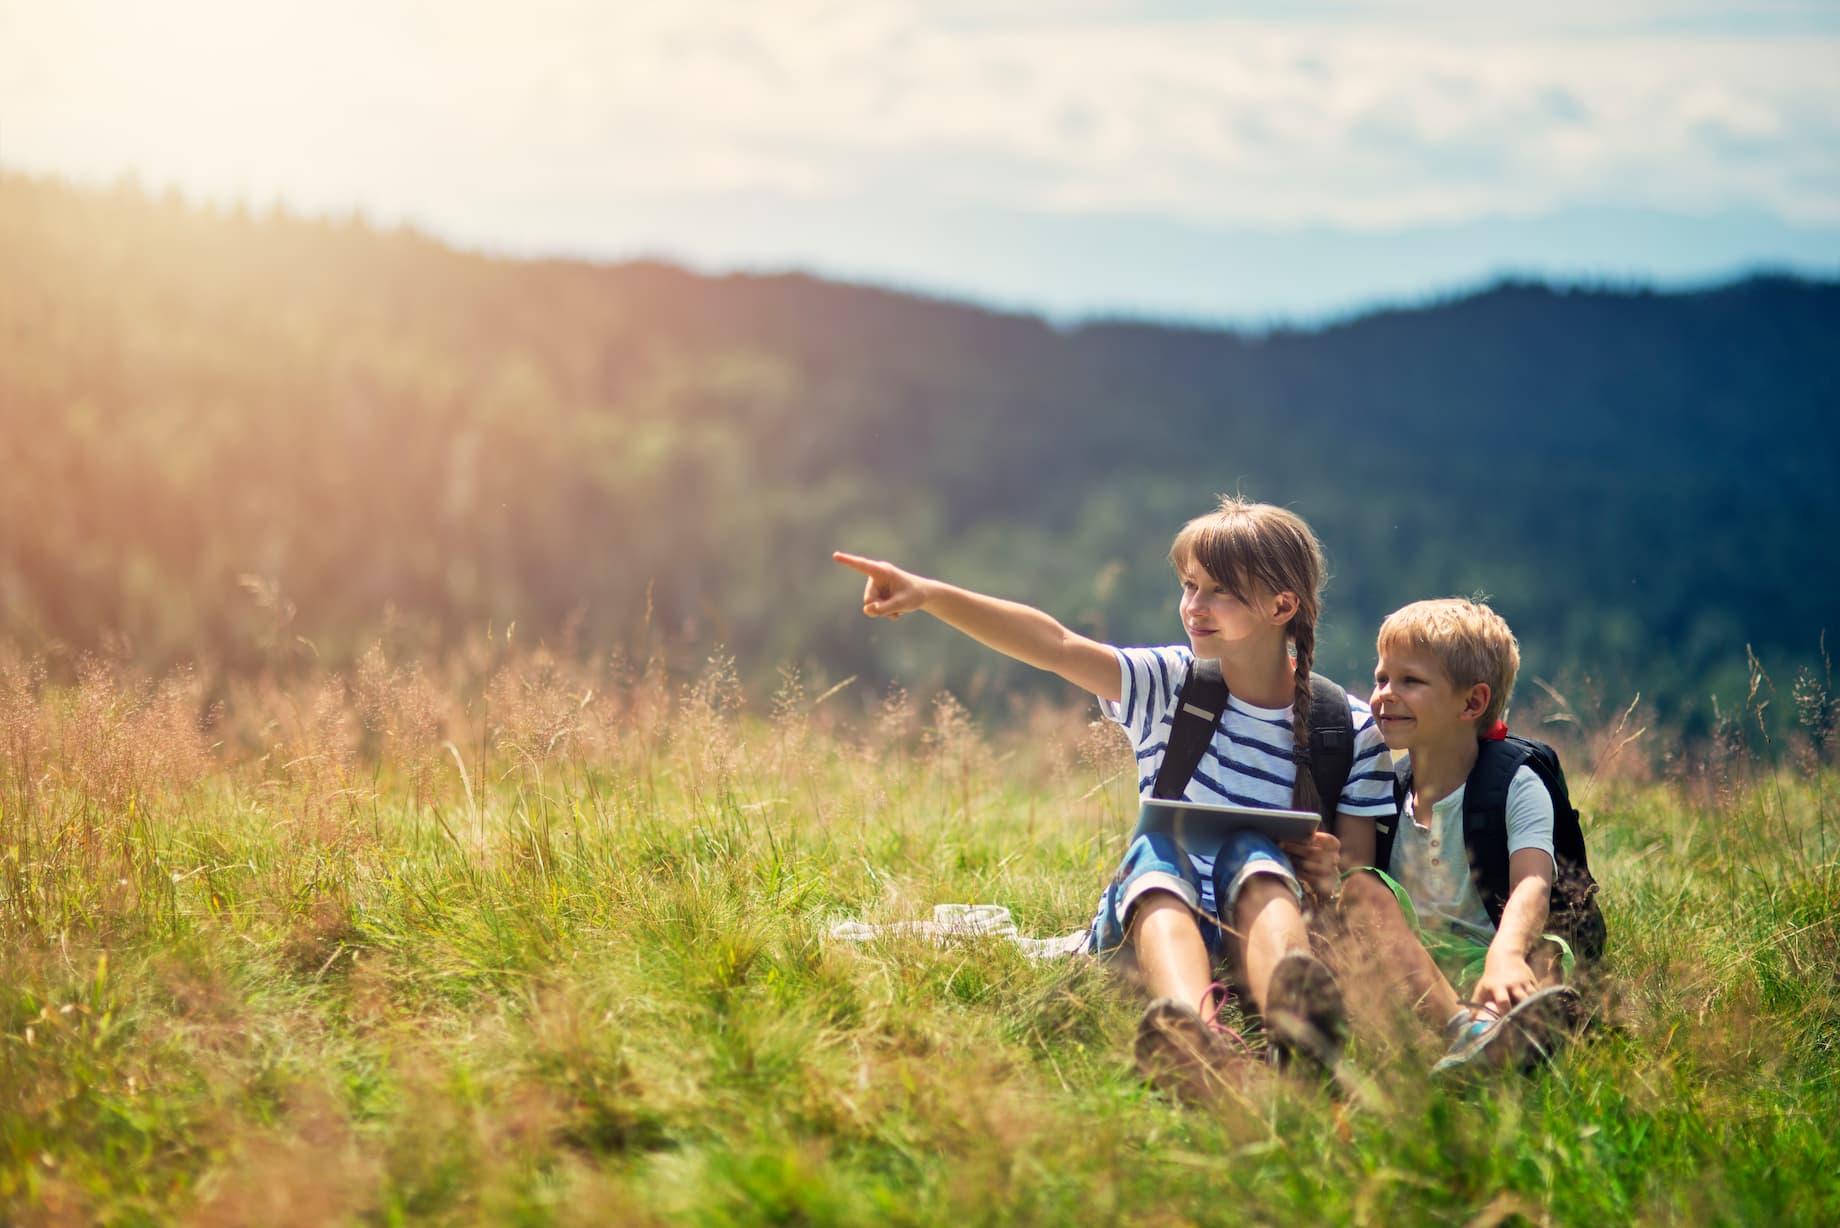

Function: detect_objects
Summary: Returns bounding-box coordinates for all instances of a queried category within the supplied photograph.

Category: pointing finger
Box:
[832,551,891,581]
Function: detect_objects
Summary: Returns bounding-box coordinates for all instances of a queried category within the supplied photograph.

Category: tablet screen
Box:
[1132,799,1320,848]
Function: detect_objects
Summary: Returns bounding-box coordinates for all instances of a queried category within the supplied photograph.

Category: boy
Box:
[1297,598,1591,1072]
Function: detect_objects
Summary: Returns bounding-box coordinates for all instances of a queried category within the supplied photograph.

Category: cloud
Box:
[1,0,1835,232]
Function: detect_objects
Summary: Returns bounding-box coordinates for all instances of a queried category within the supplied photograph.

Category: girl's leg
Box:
[1126,892,1259,1103]
[1127,891,1220,1014]
[1098,833,1220,1011]
[1233,873,1312,1013]
[1232,872,1348,1074]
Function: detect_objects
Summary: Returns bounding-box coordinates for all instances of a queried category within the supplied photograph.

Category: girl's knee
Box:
[1091,834,1207,955]
[1109,884,1210,957]
[1232,871,1304,926]
[1122,888,1217,966]
[1126,886,1197,931]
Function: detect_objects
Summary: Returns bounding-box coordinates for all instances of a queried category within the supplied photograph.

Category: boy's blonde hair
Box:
[1170,495,1327,813]
[1377,598,1520,731]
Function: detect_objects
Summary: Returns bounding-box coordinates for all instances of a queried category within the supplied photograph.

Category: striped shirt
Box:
[1102,642,1395,839]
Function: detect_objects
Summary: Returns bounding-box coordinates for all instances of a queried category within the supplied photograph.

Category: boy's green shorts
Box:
[1354,868,1575,993]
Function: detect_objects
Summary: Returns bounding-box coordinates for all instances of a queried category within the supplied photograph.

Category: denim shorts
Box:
[1087,828,1303,959]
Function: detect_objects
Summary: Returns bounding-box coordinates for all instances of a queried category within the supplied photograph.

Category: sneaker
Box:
[1431,1006,1500,1075]
[1262,952,1349,1079]
[1134,996,1256,1104]
[1432,986,1581,1076]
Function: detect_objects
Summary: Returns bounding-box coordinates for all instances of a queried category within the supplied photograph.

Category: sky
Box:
[3,0,1837,323]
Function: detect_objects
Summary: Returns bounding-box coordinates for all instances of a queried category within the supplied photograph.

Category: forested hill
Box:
[3,173,1836,732]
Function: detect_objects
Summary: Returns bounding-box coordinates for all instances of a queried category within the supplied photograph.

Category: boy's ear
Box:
[1459,682,1492,723]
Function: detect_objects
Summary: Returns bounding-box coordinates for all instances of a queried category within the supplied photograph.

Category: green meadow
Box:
[2,647,1836,1226]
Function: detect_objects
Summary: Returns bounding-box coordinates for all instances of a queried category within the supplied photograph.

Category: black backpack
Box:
[1382,735,1606,961]
[1152,657,1356,832]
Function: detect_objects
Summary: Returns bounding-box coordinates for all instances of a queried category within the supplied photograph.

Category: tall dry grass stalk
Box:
[1,657,216,941]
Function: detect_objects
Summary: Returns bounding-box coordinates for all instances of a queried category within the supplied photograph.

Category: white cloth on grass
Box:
[829,904,1090,959]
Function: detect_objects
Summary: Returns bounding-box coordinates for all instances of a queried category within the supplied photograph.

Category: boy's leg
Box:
[1529,936,1566,987]
[1337,870,1462,1031]
[1323,877,1582,1077]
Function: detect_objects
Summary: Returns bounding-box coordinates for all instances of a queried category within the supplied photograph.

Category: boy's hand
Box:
[1471,951,1539,1016]
[833,552,929,619]
[1280,831,1343,902]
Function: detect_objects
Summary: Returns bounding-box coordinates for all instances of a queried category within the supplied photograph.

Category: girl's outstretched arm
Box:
[832,551,1121,701]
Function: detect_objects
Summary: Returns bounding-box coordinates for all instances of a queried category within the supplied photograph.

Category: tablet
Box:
[1131,798,1320,851]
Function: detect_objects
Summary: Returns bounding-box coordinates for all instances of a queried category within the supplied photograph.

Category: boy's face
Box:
[1369,641,1489,753]
[1175,558,1292,659]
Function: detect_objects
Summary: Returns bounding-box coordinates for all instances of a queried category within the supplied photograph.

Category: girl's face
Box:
[1175,559,1291,658]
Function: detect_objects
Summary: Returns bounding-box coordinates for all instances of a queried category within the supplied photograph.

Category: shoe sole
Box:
[1263,953,1348,1079]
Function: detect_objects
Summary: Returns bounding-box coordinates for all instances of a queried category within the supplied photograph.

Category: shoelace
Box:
[1446,1002,1506,1039]
[1197,981,1255,1057]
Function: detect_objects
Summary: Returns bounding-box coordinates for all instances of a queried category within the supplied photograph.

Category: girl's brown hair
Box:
[1170,495,1328,815]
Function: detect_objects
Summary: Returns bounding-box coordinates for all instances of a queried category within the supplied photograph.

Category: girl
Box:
[835,496,1395,1100]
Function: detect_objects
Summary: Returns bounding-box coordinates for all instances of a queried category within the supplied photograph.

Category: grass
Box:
[1,646,1837,1226]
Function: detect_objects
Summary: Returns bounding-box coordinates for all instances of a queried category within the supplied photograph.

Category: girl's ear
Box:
[1269,589,1301,624]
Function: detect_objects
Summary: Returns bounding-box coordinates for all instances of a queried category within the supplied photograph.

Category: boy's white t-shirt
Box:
[1389,752,1556,941]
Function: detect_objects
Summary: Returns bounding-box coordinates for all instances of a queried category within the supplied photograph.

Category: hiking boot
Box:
[1263,952,1348,1079]
[1432,986,1581,1077]
[1134,997,1257,1104]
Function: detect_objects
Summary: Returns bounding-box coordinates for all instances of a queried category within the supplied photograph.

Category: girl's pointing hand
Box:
[833,552,929,619]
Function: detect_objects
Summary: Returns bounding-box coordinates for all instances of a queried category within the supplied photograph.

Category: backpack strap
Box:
[1506,738,1606,960]
[1152,657,1229,800]
[1303,674,1354,833]
[1152,662,1357,830]
[1461,738,1529,927]
[1378,773,1404,872]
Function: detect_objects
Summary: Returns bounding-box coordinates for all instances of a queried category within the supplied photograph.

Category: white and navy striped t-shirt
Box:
[1102,643,1395,844]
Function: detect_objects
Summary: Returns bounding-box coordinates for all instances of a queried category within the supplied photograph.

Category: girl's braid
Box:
[1289,617,1324,818]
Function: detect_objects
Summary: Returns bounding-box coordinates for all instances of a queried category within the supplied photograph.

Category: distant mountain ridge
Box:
[2,174,1835,731]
